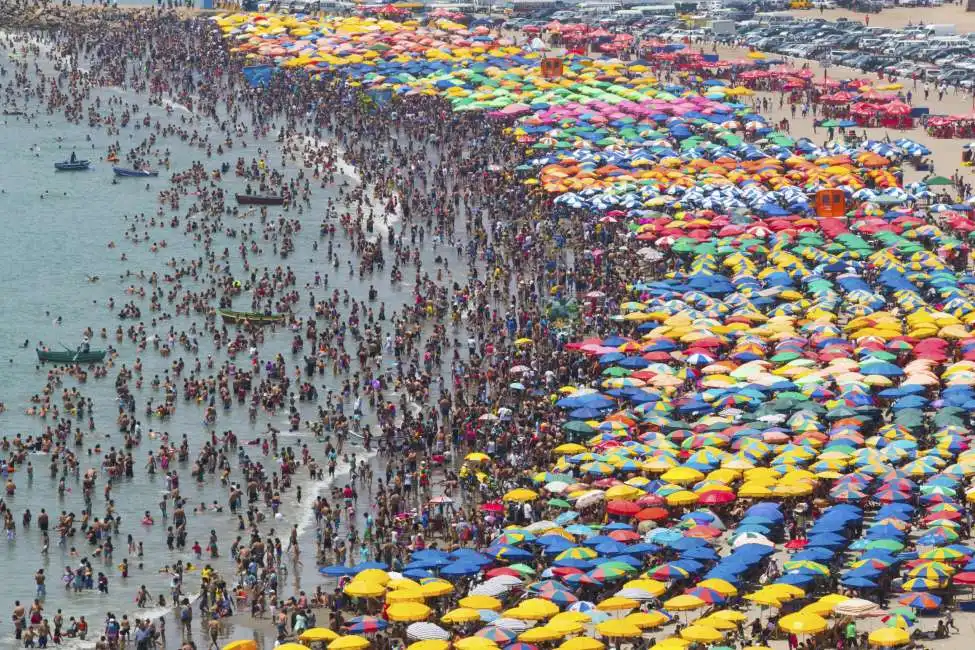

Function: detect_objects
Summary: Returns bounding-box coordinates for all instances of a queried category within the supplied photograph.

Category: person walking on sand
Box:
[179,599,193,639]
[207,613,220,649]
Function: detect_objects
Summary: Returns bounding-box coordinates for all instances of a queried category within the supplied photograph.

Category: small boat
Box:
[113,167,159,178]
[3,109,24,116]
[235,193,285,206]
[55,160,91,171]
[217,309,287,326]
[37,349,107,364]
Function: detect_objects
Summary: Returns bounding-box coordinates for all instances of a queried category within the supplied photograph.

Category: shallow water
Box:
[0,30,447,647]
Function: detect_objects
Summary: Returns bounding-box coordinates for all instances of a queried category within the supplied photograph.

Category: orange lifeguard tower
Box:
[815,189,847,218]
[541,57,563,80]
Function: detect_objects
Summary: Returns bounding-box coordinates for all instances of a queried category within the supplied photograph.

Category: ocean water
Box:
[0,28,442,647]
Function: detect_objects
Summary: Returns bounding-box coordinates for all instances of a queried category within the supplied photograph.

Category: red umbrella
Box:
[485,567,522,579]
[609,530,641,542]
[635,507,669,521]
[607,500,641,516]
[952,572,975,585]
[684,525,721,539]
[698,490,735,505]
[481,502,504,513]
[636,494,666,507]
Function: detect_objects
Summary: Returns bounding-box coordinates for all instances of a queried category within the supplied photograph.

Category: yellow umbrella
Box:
[387,603,432,623]
[868,628,910,647]
[223,642,257,650]
[596,596,639,612]
[663,594,706,611]
[344,581,385,598]
[459,595,502,610]
[278,645,311,650]
[665,490,699,506]
[408,642,449,650]
[329,638,370,650]
[519,627,565,643]
[559,639,605,650]
[357,569,390,585]
[625,612,669,629]
[388,578,422,591]
[596,620,643,638]
[419,580,453,597]
[521,598,560,617]
[299,629,340,643]
[466,452,491,462]
[454,638,499,650]
[778,613,827,635]
[622,579,667,596]
[709,609,746,622]
[503,488,538,502]
[698,579,738,597]
[680,626,724,643]
[764,584,805,600]
[698,616,735,631]
[386,590,426,603]
[442,608,482,624]
[548,618,585,635]
[745,591,782,608]
[652,638,689,649]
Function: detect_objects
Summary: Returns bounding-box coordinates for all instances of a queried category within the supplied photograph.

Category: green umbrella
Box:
[548,498,573,509]
[866,539,905,552]
[563,421,595,434]
[925,175,954,186]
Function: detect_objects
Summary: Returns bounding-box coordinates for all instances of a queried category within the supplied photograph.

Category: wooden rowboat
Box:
[217,309,287,326]
[37,349,106,363]
[235,193,284,206]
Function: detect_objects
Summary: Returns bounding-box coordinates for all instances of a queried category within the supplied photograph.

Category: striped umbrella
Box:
[474,627,518,644]
[406,624,451,641]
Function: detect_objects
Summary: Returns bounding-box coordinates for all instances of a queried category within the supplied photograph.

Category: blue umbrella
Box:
[319,565,354,576]
[441,562,482,577]
[841,576,878,588]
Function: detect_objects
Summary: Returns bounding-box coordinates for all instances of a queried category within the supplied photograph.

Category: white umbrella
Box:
[615,588,657,601]
[406,623,451,641]
[575,490,605,509]
[545,481,570,494]
[491,618,531,631]
[470,576,521,596]
[732,532,774,548]
[833,598,880,618]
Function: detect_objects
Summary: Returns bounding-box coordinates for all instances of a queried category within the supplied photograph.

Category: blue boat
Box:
[113,166,158,178]
[54,160,90,171]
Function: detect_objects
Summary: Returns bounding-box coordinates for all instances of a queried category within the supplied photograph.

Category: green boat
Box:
[217,309,288,326]
[37,349,107,363]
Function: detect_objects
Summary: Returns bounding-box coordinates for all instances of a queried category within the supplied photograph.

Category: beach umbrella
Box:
[680,626,724,643]
[388,603,433,623]
[456,638,501,650]
[778,613,827,634]
[868,628,910,647]
[330,638,371,650]
[345,617,389,633]
[898,593,941,609]
[664,594,706,611]
[407,625,451,641]
[558,639,605,650]
[596,620,642,638]
[443,609,484,625]
[409,643,449,650]
[475,628,518,644]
